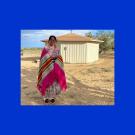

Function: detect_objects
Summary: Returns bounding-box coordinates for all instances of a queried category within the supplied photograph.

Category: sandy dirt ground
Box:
[21,49,114,105]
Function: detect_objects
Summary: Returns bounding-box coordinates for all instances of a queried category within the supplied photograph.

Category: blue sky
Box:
[21,30,111,48]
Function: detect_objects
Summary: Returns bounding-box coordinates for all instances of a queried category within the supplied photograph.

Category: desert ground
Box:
[21,48,114,105]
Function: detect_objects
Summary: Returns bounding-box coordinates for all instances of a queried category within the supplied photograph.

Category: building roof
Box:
[41,33,103,43]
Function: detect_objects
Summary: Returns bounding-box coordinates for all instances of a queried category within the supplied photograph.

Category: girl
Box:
[37,35,67,103]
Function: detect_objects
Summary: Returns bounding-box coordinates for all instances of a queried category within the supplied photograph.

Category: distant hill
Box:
[21,47,43,50]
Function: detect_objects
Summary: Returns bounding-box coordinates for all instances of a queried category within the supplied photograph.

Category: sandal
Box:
[44,99,49,103]
[50,99,55,103]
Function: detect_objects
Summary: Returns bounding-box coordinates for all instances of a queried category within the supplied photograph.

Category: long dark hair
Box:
[48,35,57,42]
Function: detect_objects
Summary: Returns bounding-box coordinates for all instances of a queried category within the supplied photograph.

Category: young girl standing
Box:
[37,36,67,103]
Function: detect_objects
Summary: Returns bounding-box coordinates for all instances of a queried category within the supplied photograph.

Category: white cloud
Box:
[21,30,96,39]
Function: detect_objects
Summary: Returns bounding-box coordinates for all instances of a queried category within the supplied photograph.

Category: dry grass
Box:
[21,49,114,105]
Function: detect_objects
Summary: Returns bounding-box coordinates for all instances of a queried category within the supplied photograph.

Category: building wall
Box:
[58,42,87,63]
[86,43,99,63]
[57,42,99,63]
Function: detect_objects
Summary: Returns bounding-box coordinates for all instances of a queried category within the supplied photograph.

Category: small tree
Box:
[85,32,93,38]
[95,31,114,54]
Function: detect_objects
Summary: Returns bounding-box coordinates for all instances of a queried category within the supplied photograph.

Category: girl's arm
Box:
[40,47,48,60]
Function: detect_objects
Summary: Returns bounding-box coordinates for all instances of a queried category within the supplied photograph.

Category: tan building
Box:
[42,33,103,64]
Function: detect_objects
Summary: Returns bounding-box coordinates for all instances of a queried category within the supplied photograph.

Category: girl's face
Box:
[48,37,56,47]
